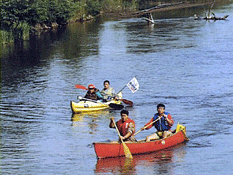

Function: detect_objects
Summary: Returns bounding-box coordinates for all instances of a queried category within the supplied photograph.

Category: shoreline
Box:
[106,2,212,18]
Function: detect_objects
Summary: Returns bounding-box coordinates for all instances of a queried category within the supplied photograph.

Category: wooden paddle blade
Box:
[120,99,133,106]
[122,142,133,159]
[75,84,88,90]
[109,103,124,110]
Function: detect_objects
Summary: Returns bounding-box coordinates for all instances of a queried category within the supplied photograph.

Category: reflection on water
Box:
[71,110,111,122]
[71,110,112,134]
[95,143,187,174]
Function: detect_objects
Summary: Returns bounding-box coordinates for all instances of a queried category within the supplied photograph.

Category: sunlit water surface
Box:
[1,3,233,175]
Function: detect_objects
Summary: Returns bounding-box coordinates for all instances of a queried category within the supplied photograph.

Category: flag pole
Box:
[117,85,127,94]
[117,77,139,94]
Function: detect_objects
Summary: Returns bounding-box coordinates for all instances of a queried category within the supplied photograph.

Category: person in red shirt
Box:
[84,84,103,100]
[141,104,174,142]
[109,110,136,142]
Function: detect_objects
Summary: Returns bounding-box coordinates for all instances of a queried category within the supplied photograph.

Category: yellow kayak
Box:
[70,99,123,113]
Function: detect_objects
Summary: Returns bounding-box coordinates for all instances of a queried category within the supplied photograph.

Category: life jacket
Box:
[116,118,135,136]
[84,89,102,100]
[101,87,115,99]
[153,112,171,131]
[84,91,98,100]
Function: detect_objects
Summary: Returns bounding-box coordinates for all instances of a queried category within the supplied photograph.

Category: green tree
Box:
[1,0,31,41]
[86,0,101,16]
[1,0,30,31]
[1,0,72,42]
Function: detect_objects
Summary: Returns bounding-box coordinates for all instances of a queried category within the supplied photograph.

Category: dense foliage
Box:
[1,0,73,42]
[0,0,213,43]
[1,0,72,30]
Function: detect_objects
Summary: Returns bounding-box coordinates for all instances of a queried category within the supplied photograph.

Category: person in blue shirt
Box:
[141,104,174,142]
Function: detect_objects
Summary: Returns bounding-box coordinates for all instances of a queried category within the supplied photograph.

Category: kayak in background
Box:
[70,99,124,114]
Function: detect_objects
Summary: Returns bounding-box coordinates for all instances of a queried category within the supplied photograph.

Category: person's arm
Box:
[141,118,154,130]
[116,91,123,99]
[96,90,103,99]
[164,114,174,126]
[121,132,131,140]
[120,122,135,140]
[84,92,89,98]
[100,89,105,95]
[109,117,115,128]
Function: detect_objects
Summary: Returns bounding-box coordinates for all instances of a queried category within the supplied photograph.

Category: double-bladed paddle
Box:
[75,84,88,90]
[112,118,133,159]
[75,84,133,106]
[108,103,124,110]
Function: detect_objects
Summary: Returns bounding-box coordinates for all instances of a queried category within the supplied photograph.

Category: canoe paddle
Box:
[112,119,133,159]
[74,84,133,106]
[133,117,162,136]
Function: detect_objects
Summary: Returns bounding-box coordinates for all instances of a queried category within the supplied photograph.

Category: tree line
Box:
[1,0,213,43]
[1,0,140,43]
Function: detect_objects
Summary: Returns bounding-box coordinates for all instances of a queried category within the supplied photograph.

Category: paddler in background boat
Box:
[84,84,103,100]
[100,80,122,101]
[141,104,174,142]
[109,110,136,142]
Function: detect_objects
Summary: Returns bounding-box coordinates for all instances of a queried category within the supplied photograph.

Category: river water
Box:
[1,2,233,175]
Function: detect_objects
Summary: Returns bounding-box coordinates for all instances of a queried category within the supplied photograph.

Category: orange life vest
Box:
[116,118,135,136]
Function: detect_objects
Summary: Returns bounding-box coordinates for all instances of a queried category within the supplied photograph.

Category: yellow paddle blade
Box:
[122,142,133,159]
[176,123,186,135]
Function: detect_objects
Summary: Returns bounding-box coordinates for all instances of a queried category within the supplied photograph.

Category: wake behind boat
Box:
[93,123,189,159]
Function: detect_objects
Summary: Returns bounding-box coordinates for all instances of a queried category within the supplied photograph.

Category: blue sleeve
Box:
[96,91,103,99]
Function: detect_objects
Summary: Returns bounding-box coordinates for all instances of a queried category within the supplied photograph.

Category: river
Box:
[1,2,233,175]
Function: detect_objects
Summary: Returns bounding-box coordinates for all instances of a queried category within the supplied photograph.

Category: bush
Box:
[85,0,101,16]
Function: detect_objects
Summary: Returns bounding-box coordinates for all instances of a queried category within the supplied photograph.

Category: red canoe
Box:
[93,123,189,159]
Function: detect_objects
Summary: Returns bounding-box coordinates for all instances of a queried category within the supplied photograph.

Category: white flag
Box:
[127,77,139,93]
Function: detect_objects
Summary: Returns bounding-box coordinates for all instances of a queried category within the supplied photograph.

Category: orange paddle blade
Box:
[75,84,88,90]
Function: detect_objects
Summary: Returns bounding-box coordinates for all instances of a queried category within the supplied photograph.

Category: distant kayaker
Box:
[100,80,122,101]
[84,84,103,100]
[109,110,136,142]
[141,104,174,142]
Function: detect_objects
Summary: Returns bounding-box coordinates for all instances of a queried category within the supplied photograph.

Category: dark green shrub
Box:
[85,0,101,16]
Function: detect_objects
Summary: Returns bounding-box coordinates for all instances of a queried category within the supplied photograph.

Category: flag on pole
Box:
[127,77,139,93]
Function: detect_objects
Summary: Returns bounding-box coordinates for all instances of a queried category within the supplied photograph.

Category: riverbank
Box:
[0,0,222,44]
[106,1,212,18]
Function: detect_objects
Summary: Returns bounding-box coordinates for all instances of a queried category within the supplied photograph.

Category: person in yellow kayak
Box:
[84,84,103,100]
[109,110,136,142]
[100,80,122,101]
[141,104,174,142]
